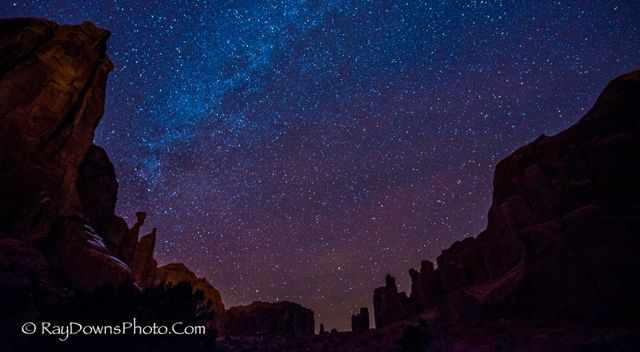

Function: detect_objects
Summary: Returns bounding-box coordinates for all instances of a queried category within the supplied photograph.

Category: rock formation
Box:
[6,17,639,351]
[154,262,226,333]
[351,307,370,333]
[1,18,319,349]
[0,17,227,321]
[373,70,640,326]
[46,215,132,291]
[0,18,131,293]
[125,212,146,259]
[224,301,315,337]
[0,19,112,238]
[408,260,441,313]
[132,228,158,286]
[373,275,412,328]
[77,146,143,266]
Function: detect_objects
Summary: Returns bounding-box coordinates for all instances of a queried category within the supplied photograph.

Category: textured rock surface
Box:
[47,216,132,291]
[225,301,315,337]
[77,145,118,233]
[77,145,141,265]
[0,18,281,349]
[374,70,640,326]
[0,18,135,293]
[0,18,113,241]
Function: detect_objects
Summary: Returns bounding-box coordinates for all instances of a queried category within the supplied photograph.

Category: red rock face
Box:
[225,301,315,338]
[0,18,134,293]
[0,17,218,299]
[2,20,318,349]
[47,216,132,291]
[373,70,640,326]
[77,145,143,266]
[0,18,112,241]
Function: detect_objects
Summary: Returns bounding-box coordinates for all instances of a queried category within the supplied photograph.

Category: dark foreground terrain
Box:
[1,18,639,351]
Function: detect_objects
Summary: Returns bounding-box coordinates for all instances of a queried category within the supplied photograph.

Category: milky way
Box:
[4,1,639,330]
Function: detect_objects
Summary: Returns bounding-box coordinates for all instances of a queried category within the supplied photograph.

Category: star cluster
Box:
[4,0,639,330]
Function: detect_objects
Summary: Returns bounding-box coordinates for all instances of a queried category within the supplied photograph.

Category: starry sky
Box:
[4,1,640,330]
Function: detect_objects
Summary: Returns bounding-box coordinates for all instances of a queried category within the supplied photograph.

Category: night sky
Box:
[4,1,639,330]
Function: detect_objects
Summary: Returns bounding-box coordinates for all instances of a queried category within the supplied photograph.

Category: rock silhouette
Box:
[3,16,640,352]
[221,69,640,352]
[0,18,132,294]
[408,260,441,313]
[154,262,226,334]
[0,19,315,344]
[351,307,370,333]
[373,274,412,328]
[0,19,228,349]
[373,70,640,327]
[132,228,158,286]
[224,301,315,337]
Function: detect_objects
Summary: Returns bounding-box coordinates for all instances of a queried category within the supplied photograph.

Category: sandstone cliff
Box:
[0,18,226,321]
[0,17,316,349]
[373,70,640,327]
[0,18,131,294]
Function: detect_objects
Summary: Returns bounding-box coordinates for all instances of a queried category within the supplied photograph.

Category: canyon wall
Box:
[373,70,640,327]
[0,17,228,321]
[0,19,313,341]
[0,18,132,298]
